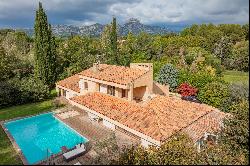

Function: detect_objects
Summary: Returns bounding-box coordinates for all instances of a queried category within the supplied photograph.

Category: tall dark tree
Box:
[34,2,57,88]
[109,17,119,65]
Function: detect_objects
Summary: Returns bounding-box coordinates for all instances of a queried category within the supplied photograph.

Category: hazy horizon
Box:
[0,0,249,29]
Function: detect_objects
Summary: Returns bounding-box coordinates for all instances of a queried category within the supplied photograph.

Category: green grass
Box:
[222,70,249,84]
[0,99,55,165]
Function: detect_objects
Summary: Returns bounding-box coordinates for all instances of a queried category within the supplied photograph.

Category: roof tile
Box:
[56,74,80,93]
[78,64,148,85]
[70,93,227,142]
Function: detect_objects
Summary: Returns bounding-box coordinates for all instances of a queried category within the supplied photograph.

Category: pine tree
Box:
[34,2,57,88]
[109,17,119,65]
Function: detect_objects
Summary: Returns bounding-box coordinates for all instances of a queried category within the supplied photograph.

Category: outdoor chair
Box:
[63,144,86,161]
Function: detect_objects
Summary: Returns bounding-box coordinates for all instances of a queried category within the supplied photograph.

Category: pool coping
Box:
[0,110,55,165]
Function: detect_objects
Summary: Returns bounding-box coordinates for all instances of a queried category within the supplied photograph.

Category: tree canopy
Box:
[34,2,57,88]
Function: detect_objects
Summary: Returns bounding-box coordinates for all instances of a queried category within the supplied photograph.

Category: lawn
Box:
[0,100,55,165]
[222,70,249,84]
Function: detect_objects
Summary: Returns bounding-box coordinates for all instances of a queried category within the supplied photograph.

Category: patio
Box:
[38,106,140,165]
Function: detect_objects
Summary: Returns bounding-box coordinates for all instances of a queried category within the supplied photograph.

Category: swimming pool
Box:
[4,112,88,164]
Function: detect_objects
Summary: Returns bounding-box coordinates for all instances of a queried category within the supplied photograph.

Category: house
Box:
[56,63,228,148]
[56,63,169,102]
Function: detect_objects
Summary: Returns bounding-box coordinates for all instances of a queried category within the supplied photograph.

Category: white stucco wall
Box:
[65,90,78,99]
[141,138,155,148]
[88,81,98,92]
[103,119,116,130]
[79,79,84,91]
[87,112,99,121]
[100,84,107,94]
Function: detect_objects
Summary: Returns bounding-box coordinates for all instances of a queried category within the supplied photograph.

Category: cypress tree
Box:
[34,2,56,88]
[110,17,118,64]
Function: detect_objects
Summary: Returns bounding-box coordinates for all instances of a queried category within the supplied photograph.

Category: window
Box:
[107,85,115,96]
[84,82,88,90]
[122,89,126,98]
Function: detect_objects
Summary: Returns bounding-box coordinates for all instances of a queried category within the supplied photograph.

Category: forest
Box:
[0,5,249,164]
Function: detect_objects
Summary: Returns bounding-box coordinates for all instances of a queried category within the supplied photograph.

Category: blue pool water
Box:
[4,112,88,164]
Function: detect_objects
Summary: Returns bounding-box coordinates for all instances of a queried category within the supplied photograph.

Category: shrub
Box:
[184,47,224,75]
[203,53,224,75]
[197,81,230,109]
[227,83,249,104]
[0,81,21,108]
[116,134,199,165]
[17,77,50,102]
[185,53,196,65]
[178,69,221,89]
[156,64,179,90]
[176,83,198,97]
[221,100,249,158]
[0,77,50,108]
[220,83,249,112]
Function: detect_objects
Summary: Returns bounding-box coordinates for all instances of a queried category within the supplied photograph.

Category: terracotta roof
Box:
[145,96,220,141]
[70,93,227,143]
[71,92,163,140]
[56,64,149,92]
[78,64,148,85]
[182,109,228,142]
[56,74,80,93]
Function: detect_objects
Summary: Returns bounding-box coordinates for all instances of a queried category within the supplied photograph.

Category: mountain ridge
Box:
[18,18,175,37]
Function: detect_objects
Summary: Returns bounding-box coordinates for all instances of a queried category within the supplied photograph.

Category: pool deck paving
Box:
[1,105,139,165]
[38,106,140,165]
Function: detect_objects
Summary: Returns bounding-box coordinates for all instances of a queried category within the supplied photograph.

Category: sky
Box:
[0,0,249,28]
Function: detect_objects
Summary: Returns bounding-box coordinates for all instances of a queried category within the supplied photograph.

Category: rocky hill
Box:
[19,18,171,37]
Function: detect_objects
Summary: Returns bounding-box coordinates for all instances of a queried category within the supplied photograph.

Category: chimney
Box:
[92,63,99,73]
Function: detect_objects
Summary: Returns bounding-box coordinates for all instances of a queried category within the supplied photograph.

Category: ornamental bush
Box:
[176,83,198,97]
[197,81,230,109]
[156,64,179,90]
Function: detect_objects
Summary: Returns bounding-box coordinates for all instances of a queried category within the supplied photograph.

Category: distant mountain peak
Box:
[126,18,141,24]
[90,23,103,26]
[19,18,172,37]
